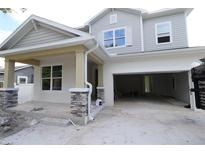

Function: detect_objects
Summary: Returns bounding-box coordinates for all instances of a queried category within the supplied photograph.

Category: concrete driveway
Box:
[1,97,205,144]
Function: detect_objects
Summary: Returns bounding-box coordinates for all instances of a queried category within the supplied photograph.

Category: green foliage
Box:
[0,8,27,14]
[0,8,12,13]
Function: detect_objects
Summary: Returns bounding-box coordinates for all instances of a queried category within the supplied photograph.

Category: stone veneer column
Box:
[0,88,18,110]
[69,88,89,125]
[97,87,105,104]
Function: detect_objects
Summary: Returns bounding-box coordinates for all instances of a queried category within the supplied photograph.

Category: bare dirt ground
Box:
[1,97,205,145]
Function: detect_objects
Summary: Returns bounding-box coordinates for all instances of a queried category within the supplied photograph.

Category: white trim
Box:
[0,36,94,56]
[103,27,127,49]
[140,15,144,51]
[17,76,28,84]
[155,21,172,45]
[184,12,189,46]
[69,88,89,92]
[109,14,117,24]
[0,15,91,50]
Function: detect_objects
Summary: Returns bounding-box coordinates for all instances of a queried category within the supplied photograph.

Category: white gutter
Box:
[84,43,99,121]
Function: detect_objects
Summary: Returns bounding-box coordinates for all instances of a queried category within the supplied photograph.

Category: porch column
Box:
[70,49,88,125]
[75,50,85,88]
[4,58,15,88]
[0,58,18,109]
[188,70,197,111]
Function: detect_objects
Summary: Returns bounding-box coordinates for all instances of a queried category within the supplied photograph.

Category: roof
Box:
[0,65,32,73]
[85,8,193,25]
[142,8,193,19]
[86,8,143,25]
[0,15,93,53]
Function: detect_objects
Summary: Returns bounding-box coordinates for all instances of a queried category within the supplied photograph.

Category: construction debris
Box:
[31,107,44,112]
[0,108,37,139]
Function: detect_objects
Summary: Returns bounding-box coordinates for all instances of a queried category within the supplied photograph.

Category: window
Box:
[156,22,172,44]
[104,28,125,48]
[41,65,62,91]
[17,76,28,84]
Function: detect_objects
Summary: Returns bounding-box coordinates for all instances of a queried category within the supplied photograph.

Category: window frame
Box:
[103,27,126,49]
[17,76,28,85]
[41,65,63,91]
[155,21,172,45]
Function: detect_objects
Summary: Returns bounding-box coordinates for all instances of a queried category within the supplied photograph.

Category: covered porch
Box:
[0,15,107,125]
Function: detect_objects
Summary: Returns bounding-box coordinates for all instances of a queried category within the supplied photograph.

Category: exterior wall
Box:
[87,61,98,99]
[33,53,76,103]
[15,66,34,84]
[152,72,190,103]
[114,75,144,96]
[171,72,190,103]
[91,10,143,54]
[15,84,34,104]
[143,13,188,51]
[13,25,71,48]
[103,53,204,106]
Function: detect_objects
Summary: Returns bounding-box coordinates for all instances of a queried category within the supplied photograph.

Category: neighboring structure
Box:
[1,8,205,124]
[0,65,34,88]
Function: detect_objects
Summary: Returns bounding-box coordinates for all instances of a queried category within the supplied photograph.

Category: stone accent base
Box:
[69,88,89,125]
[0,88,18,109]
[97,87,105,104]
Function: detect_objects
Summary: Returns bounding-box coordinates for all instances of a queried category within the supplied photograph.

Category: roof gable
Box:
[0,15,90,50]
[86,8,143,25]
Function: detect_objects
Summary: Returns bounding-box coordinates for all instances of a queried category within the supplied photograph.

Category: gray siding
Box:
[15,67,34,83]
[0,67,34,84]
[13,25,71,48]
[143,13,188,51]
[91,10,143,54]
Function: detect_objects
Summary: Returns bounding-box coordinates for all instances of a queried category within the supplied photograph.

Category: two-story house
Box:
[1,8,205,124]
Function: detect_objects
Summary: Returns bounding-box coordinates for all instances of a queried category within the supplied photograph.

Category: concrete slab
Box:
[7,101,71,119]
[1,97,205,145]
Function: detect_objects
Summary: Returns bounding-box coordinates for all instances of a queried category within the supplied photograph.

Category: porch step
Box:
[40,117,70,127]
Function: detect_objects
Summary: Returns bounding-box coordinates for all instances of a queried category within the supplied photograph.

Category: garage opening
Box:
[114,72,190,106]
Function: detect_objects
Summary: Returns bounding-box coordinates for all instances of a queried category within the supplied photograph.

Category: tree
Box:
[0,8,27,13]
[0,8,12,13]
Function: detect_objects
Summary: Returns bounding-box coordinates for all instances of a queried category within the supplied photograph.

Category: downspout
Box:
[84,43,99,121]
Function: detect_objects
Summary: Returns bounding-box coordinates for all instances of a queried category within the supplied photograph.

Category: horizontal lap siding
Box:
[13,25,70,48]
[91,10,143,54]
[143,13,188,51]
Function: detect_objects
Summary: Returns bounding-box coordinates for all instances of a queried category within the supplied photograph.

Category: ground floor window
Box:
[41,65,62,91]
[17,76,28,84]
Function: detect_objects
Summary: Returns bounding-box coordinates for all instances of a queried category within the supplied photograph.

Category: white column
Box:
[188,70,197,111]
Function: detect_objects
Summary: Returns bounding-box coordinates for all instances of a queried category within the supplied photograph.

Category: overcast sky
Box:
[0,7,205,67]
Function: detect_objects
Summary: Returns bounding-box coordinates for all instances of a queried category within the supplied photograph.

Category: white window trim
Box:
[17,76,28,84]
[41,65,63,91]
[103,27,127,49]
[110,14,117,24]
[155,21,172,45]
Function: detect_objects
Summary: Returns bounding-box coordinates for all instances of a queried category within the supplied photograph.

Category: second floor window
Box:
[104,28,125,48]
[156,22,172,44]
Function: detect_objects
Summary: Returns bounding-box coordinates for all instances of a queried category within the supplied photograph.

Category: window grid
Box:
[42,65,62,91]
[155,22,172,44]
[104,28,126,48]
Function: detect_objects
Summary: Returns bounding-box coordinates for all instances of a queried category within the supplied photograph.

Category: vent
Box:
[110,14,117,24]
